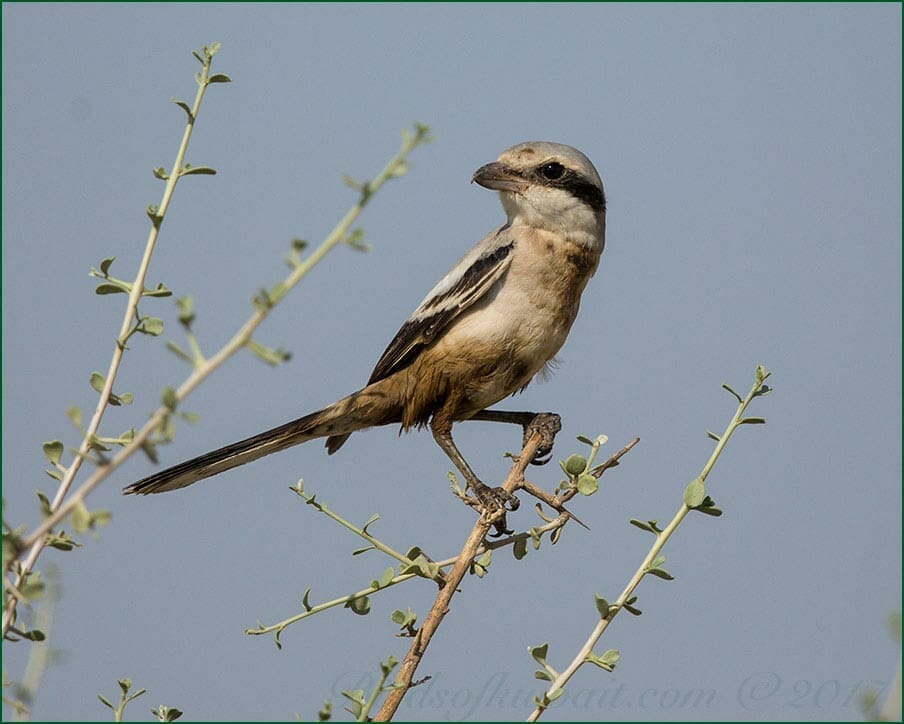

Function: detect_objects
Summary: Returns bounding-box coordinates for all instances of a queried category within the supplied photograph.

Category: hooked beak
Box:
[471,161,525,193]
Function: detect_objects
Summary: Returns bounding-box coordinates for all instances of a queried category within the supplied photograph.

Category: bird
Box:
[124,141,606,521]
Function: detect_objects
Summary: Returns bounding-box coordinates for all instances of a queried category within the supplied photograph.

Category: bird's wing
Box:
[367,228,514,384]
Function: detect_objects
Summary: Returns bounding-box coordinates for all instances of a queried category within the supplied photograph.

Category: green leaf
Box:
[547,688,564,702]
[696,506,723,517]
[207,73,232,84]
[86,435,110,452]
[705,430,721,442]
[95,281,130,295]
[692,495,723,516]
[97,694,114,710]
[46,531,79,551]
[176,296,195,327]
[562,454,587,476]
[301,588,313,612]
[171,98,193,119]
[343,228,370,252]
[36,490,53,518]
[378,566,394,588]
[317,701,332,721]
[67,405,82,429]
[389,159,409,178]
[345,595,370,616]
[683,477,706,507]
[513,537,528,560]
[721,383,743,404]
[390,608,417,629]
[159,706,183,722]
[534,670,552,682]
[161,386,178,410]
[152,167,169,180]
[91,509,112,528]
[19,575,45,602]
[629,518,661,534]
[379,655,399,675]
[534,503,555,523]
[118,678,133,695]
[576,473,598,496]
[623,596,642,616]
[140,440,159,464]
[142,283,172,298]
[139,317,164,336]
[586,648,620,671]
[42,440,64,465]
[180,164,217,176]
[594,594,611,619]
[647,566,674,581]
[89,372,105,393]
[529,643,550,669]
[739,417,766,425]
[99,257,115,275]
[71,500,91,533]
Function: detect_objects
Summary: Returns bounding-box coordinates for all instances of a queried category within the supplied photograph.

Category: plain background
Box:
[3,3,901,721]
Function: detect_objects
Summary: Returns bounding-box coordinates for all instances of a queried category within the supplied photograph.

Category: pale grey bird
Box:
[124,141,606,523]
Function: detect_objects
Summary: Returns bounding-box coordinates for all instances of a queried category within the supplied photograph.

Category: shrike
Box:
[124,141,606,519]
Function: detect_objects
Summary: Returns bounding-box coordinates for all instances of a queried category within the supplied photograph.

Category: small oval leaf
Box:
[683,477,706,508]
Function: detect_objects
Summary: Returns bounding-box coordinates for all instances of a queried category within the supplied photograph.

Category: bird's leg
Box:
[468,409,562,466]
[430,418,518,536]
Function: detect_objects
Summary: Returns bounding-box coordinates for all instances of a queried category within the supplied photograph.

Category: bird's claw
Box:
[522,412,562,466]
[469,481,519,536]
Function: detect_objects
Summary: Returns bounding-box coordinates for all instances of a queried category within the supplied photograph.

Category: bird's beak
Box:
[472,161,525,193]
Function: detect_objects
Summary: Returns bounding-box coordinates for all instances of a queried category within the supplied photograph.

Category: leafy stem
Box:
[527,365,772,721]
[2,43,226,638]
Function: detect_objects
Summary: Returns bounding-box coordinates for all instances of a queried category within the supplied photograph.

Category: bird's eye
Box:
[539,162,565,180]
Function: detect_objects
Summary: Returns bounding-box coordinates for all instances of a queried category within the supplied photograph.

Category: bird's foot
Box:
[522,412,562,466]
[469,480,519,536]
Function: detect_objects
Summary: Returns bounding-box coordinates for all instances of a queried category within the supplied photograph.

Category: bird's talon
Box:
[530,449,553,466]
[522,412,562,464]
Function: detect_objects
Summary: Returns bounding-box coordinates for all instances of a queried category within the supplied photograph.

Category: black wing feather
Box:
[367,240,514,384]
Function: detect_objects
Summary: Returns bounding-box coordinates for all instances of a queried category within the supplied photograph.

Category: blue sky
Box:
[2,3,901,721]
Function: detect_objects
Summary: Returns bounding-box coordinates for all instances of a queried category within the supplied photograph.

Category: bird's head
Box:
[472,141,606,245]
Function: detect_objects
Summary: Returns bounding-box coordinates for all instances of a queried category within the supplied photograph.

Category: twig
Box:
[374,431,544,721]
[2,43,223,636]
[245,509,569,644]
[526,367,771,721]
[2,81,430,637]
[518,437,640,531]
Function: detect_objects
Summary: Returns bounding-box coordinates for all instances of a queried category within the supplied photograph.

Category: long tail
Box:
[123,384,397,495]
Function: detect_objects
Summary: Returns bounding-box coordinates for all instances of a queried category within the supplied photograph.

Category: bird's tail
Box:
[123,382,397,495]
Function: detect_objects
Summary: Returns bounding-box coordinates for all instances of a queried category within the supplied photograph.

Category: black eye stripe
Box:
[536,165,606,213]
[560,175,606,212]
